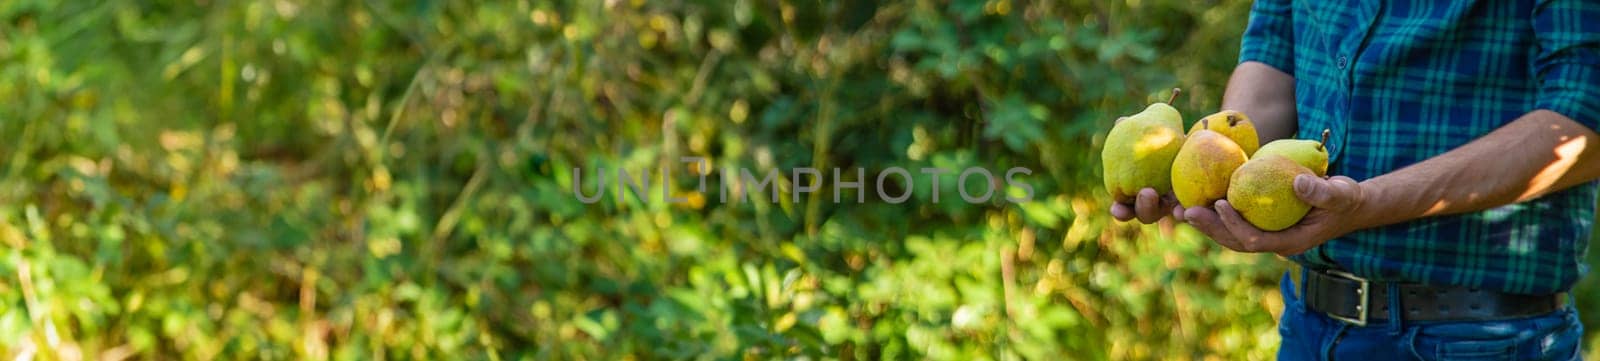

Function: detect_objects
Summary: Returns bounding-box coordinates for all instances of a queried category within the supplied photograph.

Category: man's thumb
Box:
[1293,175,1362,211]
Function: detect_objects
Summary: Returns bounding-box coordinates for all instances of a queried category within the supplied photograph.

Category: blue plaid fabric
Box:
[1239,0,1600,295]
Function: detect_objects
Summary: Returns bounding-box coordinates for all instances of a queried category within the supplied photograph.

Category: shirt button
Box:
[1336,56,1348,69]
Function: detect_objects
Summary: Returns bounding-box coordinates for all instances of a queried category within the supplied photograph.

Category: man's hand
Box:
[1178,175,1366,256]
[1110,188,1183,224]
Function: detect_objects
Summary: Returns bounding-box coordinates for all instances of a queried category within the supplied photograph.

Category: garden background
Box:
[4,0,1599,359]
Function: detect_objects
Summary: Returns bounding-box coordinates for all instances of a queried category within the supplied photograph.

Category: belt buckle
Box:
[1325,270,1369,327]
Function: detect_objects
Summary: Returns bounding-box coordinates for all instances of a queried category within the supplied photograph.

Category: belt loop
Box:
[1386,283,1403,335]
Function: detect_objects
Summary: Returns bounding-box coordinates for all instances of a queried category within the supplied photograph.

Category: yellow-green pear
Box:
[1102,97,1185,202]
[1255,129,1331,176]
[1227,155,1314,231]
[1190,110,1260,156]
[1171,127,1249,208]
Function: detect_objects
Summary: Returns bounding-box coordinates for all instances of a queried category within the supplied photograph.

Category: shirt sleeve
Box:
[1237,0,1295,73]
[1532,0,1600,132]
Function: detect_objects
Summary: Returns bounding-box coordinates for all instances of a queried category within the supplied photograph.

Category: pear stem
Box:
[1201,118,1210,130]
[1227,112,1241,126]
[1167,88,1182,104]
[1318,129,1331,151]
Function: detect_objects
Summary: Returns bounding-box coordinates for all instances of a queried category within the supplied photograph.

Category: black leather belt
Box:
[1297,266,1565,326]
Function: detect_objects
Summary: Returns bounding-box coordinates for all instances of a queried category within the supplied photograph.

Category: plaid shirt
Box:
[1240,0,1600,295]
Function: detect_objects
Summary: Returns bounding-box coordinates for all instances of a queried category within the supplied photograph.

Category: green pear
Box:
[1189,110,1260,156]
[1102,99,1185,203]
[1227,155,1314,231]
[1255,129,1331,176]
[1171,128,1249,208]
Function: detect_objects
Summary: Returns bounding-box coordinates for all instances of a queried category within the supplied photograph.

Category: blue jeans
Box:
[1277,273,1584,360]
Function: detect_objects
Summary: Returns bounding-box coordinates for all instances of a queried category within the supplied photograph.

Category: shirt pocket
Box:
[1294,2,1342,58]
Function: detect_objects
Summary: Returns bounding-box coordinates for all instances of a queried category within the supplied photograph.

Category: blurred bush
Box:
[1,0,1595,360]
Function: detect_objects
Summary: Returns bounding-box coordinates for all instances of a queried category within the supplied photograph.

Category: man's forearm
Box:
[1349,110,1600,231]
[1220,61,1298,143]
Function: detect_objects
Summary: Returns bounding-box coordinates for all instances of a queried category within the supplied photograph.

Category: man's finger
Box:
[1184,206,1243,251]
[1111,202,1136,221]
[1135,188,1163,224]
[1326,176,1363,210]
[1293,175,1363,211]
[1161,194,1187,222]
[1214,200,1271,252]
[1159,194,1181,212]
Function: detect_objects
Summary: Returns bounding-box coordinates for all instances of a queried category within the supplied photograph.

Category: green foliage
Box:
[1,0,1597,360]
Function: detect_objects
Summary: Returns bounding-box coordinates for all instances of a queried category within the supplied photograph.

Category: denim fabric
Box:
[1277,273,1584,360]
